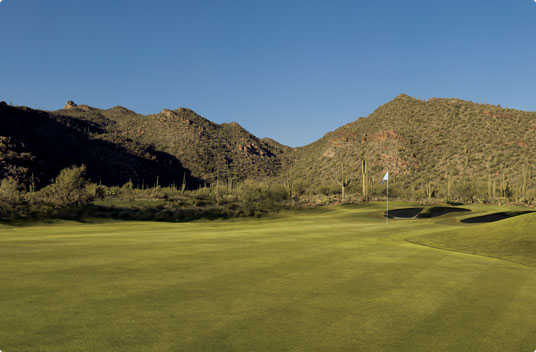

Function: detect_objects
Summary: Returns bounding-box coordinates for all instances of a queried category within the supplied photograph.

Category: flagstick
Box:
[386,173,389,224]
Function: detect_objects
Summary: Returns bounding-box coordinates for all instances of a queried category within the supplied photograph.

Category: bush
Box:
[37,165,92,207]
[453,180,477,203]
[0,177,22,203]
[238,181,289,216]
[315,183,339,196]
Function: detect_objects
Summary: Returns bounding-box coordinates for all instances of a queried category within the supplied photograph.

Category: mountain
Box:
[0,101,291,188]
[0,102,203,188]
[291,94,536,195]
[2,95,536,195]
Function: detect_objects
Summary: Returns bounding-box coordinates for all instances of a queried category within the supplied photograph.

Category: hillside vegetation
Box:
[0,101,291,188]
[2,95,536,210]
[291,94,536,202]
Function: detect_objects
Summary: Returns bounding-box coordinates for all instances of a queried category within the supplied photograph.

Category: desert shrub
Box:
[85,183,106,200]
[374,183,401,198]
[0,177,22,203]
[36,165,93,207]
[291,180,309,197]
[238,181,289,216]
[315,183,339,196]
[453,179,477,203]
[345,182,361,197]
[121,180,134,192]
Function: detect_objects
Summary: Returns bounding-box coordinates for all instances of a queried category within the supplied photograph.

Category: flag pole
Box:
[386,172,389,224]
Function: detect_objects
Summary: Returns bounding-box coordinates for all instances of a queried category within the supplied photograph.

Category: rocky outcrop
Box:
[64,100,78,109]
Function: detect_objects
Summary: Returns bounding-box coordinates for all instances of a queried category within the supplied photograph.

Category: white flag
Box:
[382,172,389,184]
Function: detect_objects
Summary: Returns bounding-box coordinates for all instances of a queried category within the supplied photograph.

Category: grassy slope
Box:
[408,209,536,267]
[1,204,536,351]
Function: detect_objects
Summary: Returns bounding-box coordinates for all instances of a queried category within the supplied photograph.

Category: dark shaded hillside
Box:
[0,102,200,188]
[0,101,292,188]
[291,94,536,198]
[53,103,292,183]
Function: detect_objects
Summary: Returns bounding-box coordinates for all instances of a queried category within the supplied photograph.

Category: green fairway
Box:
[1,203,536,352]
[408,208,536,267]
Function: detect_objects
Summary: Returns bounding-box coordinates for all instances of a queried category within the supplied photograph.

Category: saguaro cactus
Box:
[487,172,492,201]
[181,173,187,193]
[447,173,452,202]
[361,159,368,201]
[425,180,433,200]
[522,162,530,201]
[337,161,351,201]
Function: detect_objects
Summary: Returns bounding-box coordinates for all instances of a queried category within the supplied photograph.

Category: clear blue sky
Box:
[1,0,535,147]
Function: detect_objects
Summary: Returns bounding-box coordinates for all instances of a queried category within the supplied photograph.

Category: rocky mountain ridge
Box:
[2,95,536,195]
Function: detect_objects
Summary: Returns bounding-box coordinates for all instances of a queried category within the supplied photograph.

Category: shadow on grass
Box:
[84,205,236,222]
[417,207,471,218]
[386,206,471,219]
[0,205,239,226]
[386,208,424,219]
[461,211,535,223]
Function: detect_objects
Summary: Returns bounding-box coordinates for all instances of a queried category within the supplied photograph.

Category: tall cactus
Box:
[500,173,506,198]
[522,161,530,201]
[425,180,433,200]
[181,173,187,193]
[447,173,452,202]
[487,172,492,201]
[361,159,368,201]
[337,161,351,201]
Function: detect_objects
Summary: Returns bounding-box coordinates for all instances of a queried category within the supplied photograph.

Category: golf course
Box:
[1,202,536,352]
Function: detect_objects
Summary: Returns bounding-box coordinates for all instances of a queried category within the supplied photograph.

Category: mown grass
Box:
[1,203,536,352]
[408,208,536,267]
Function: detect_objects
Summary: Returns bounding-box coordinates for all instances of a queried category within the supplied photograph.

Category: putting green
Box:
[1,203,536,351]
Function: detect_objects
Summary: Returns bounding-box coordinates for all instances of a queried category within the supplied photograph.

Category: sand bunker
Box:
[386,206,471,219]
[461,211,534,223]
